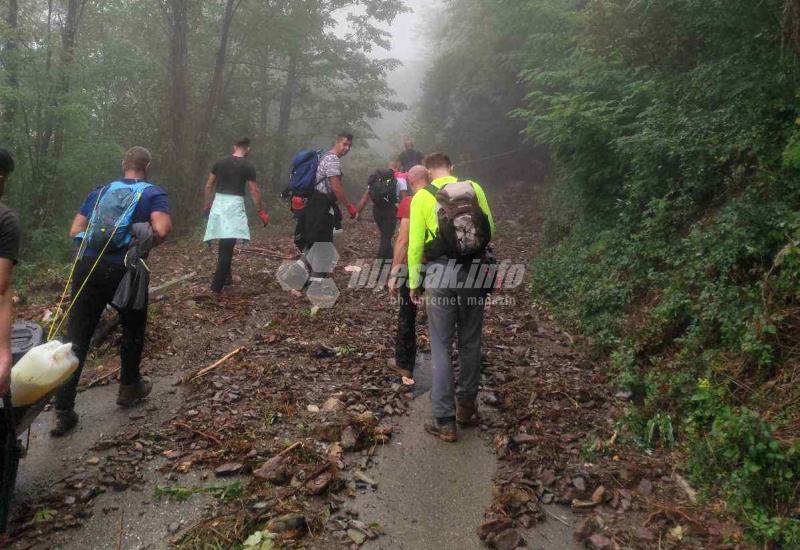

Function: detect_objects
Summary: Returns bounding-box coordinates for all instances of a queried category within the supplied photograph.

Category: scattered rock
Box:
[253,455,287,482]
[588,533,613,549]
[315,422,342,442]
[571,499,597,510]
[636,478,653,497]
[674,473,697,503]
[347,528,367,545]
[321,397,345,412]
[539,469,556,486]
[591,485,607,504]
[572,476,586,492]
[478,518,514,541]
[306,470,334,495]
[214,462,244,477]
[340,425,358,451]
[374,422,393,436]
[85,457,100,466]
[492,528,524,550]
[634,526,655,542]
[265,513,307,539]
[168,522,180,534]
[327,442,343,462]
[512,433,537,445]
[306,404,320,413]
[353,471,377,487]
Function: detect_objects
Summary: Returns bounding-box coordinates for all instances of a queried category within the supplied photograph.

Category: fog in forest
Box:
[364,0,438,157]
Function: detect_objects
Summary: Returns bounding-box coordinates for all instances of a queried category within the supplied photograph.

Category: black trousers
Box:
[395,283,418,372]
[293,209,307,252]
[304,192,336,247]
[211,238,236,292]
[305,193,340,278]
[55,257,147,412]
[374,206,397,260]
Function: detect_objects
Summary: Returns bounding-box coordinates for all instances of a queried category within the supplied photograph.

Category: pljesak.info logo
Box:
[347,258,524,292]
[276,242,525,309]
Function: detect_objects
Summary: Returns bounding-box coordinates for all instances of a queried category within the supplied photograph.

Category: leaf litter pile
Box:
[7,182,740,549]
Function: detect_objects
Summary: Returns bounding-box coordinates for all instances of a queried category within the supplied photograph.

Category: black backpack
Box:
[368,169,397,207]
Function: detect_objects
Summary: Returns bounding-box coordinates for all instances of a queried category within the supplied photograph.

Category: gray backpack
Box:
[424,181,491,259]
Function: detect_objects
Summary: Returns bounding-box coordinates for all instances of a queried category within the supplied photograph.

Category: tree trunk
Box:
[3,0,19,128]
[162,0,192,223]
[193,0,238,186]
[271,54,298,183]
[51,0,85,162]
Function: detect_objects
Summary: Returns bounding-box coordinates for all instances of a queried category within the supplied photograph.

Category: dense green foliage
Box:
[421,0,800,543]
[0,0,405,269]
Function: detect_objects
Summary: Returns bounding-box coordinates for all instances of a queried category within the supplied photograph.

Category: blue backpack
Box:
[288,149,321,198]
[85,180,151,253]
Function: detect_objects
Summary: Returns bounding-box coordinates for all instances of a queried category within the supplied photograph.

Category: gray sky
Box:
[369,0,440,157]
[332,0,441,156]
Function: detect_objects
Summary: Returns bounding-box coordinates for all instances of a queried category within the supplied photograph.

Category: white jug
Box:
[10,340,79,407]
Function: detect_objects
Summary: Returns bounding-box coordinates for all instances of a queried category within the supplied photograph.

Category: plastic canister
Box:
[10,341,80,407]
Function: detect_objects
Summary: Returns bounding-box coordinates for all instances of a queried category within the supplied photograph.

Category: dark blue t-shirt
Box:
[78,179,170,263]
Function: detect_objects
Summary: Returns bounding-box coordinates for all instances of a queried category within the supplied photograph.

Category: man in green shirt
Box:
[407,153,495,442]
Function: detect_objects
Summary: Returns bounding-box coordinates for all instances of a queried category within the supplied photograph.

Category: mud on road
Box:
[6,180,731,549]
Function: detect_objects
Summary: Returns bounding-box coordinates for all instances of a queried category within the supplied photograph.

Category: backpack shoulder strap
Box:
[423,183,439,198]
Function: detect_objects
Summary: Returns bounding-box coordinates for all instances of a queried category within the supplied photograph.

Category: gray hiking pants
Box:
[425,261,486,419]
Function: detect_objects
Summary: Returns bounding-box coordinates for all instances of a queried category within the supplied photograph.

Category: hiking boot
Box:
[456,398,480,427]
[116,378,153,408]
[50,409,79,438]
[424,417,458,442]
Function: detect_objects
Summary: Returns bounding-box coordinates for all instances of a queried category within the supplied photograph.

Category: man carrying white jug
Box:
[0,149,20,399]
[51,147,172,437]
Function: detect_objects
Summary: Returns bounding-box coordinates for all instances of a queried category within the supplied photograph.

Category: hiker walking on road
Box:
[51,147,173,437]
[304,132,358,274]
[0,151,19,399]
[397,137,424,172]
[203,137,269,293]
[407,153,495,442]
[356,160,409,260]
[388,165,429,379]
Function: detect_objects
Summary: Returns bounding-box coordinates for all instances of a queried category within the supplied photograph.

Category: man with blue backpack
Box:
[286,133,357,283]
[51,147,172,437]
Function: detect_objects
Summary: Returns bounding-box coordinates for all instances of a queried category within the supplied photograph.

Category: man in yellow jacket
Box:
[407,152,495,442]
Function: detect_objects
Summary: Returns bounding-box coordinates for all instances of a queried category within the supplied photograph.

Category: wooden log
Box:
[188,347,243,381]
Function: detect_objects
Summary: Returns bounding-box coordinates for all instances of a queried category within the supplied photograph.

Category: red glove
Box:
[347,204,358,219]
[291,196,306,211]
[257,210,270,226]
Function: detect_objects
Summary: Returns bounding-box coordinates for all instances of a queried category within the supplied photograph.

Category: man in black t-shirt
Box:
[203,137,270,293]
[397,137,424,172]
[0,150,18,399]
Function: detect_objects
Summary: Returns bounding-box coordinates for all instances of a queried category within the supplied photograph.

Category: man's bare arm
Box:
[391,218,410,275]
[356,188,370,213]
[150,212,172,246]
[247,180,263,212]
[204,174,217,206]
[388,217,410,295]
[69,213,88,238]
[329,175,351,208]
